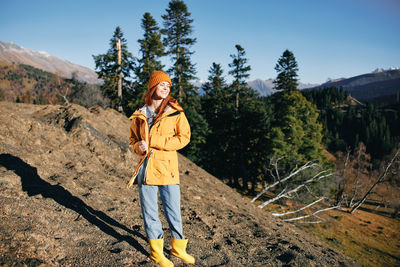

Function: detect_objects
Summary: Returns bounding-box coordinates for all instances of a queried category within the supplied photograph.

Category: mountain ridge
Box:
[306,69,400,103]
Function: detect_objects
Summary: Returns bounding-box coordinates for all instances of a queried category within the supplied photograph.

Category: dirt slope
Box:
[0,102,357,266]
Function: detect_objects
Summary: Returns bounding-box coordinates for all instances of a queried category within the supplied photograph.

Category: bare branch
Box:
[251,161,317,203]
[271,197,325,217]
[297,220,324,224]
[283,205,340,222]
[258,172,333,208]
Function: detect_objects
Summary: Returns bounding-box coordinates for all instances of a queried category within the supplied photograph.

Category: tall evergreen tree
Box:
[273,49,298,92]
[227,44,255,188]
[202,63,226,97]
[228,44,251,111]
[161,0,197,103]
[226,46,271,191]
[132,12,165,110]
[93,26,135,114]
[201,63,234,171]
[270,90,325,169]
[270,51,325,171]
[161,0,207,163]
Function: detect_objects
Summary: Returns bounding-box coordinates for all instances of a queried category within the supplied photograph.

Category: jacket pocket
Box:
[151,150,172,177]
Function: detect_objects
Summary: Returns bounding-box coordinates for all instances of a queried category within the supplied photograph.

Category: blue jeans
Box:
[138,165,184,240]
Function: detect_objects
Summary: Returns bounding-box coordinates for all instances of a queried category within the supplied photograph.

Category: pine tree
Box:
[270,90,325,169]
[228,44,251,111]
[225,46,272,191]
[132,13,165,110]
[161,0,197,103]
[161,0,207,163]
[200,63,234,173]
[270,51,325,170]
[202,63,226,98]
[93,26,135,114]
[273,49,298,92]
[227,44,255,188]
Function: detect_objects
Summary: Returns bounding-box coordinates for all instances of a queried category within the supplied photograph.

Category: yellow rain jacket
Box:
[127,102,191,187]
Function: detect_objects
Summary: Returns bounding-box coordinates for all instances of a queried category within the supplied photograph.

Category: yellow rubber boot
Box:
[171,238,195,264]
[148,239,174,267]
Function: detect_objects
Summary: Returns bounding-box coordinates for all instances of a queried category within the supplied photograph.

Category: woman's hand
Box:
[138,140,147,153]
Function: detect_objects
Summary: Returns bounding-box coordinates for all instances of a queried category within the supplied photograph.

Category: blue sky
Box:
[0,0,399,84]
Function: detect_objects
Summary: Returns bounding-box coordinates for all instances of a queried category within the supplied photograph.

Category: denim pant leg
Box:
[159,184,184,239]
[138,184,164,239]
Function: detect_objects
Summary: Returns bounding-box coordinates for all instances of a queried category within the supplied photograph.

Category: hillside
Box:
[308,69,400,104]
[0,41,101,85]
[0,60,108,107]
[0,102,356,266]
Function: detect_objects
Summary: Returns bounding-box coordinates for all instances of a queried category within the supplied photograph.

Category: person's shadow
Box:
[0,153,148,257]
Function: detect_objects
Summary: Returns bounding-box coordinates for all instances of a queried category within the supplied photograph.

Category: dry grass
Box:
[299,208,400,267]
[248,187,400,266]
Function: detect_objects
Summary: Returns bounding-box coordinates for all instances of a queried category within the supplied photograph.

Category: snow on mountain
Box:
[372,67,399,73]
[373,68,385,73]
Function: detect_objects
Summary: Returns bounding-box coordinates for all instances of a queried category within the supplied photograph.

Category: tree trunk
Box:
[351,148,399,214]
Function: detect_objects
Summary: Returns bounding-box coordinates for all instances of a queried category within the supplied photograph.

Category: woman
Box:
[127,70,195,267]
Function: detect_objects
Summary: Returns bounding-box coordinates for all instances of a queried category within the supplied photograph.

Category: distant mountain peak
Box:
[247,79,319,96]
[372,67,399,73]
[373,68,385,73]
[326,77,346,83]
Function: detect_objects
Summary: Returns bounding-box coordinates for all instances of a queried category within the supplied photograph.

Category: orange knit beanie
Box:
[148,70,171,90]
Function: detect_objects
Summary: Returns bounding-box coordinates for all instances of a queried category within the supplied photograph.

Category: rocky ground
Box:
[0,102,358,266]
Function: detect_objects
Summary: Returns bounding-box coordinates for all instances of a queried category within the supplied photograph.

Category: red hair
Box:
[144,84,177,121]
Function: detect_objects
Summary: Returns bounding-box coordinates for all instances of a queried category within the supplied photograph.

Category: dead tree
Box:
[257,170,333,208]
[251,160,318,203]
[348,143,371,208]
[53,72,70,105]
[251,158,339,222]
[351,147,400,214]
[335,143,372,209]
[335,149,350,205]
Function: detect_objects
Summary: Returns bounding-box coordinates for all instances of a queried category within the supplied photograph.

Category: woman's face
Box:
[153,81,171,100]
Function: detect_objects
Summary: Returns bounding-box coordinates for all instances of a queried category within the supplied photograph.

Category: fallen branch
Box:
[297,220,324,224]
[251,161,317,203]
[258,172,333,208]
[283,205,340,222]
[271,197,325,217]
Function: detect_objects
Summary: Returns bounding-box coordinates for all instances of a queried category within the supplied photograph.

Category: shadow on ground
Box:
[0,153,148,257]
